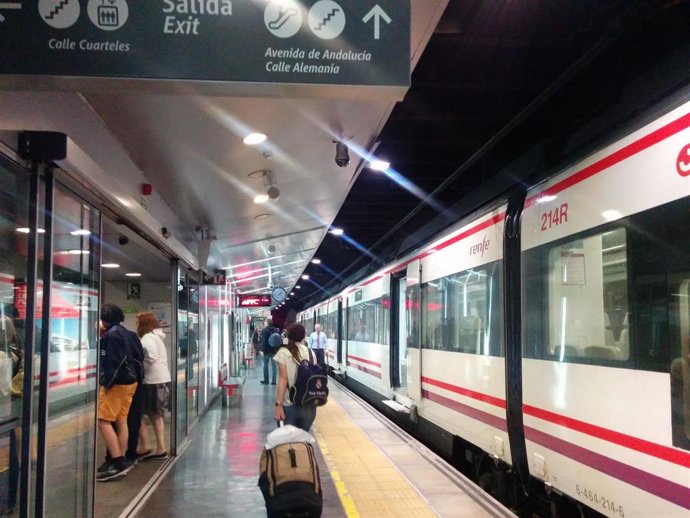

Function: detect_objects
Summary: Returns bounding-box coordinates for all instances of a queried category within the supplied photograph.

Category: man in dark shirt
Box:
[260,318,278,385]
[97,303,144,482]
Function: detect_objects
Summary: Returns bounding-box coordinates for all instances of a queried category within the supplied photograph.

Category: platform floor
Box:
[135,365,516,518]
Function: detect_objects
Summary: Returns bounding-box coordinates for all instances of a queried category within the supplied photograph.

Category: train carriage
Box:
[299,96,690,517]
[520,98,690,517]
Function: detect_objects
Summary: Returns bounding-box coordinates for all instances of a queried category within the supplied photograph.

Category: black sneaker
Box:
[97,458,113,473]
[96,458,132,482]
[260,380,268,384]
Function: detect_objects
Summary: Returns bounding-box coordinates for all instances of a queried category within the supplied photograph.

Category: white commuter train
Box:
[300,98,690,517]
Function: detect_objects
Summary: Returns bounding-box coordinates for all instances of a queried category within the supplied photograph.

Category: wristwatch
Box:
[275,402,282,406]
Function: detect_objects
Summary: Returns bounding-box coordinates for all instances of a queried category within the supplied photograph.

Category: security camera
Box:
[267,185,280,200]
[162,227,171,239]
[334,141,350,168]
[118,235,129,246]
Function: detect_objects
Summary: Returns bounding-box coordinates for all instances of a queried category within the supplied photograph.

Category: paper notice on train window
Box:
[561,252,586,285]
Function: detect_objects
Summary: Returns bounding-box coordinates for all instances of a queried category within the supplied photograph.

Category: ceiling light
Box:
[369,159,390,171]
[329,228,344,236]
[290,292,295,295]
[243,133,267,145]
[254,213,270,220]
[295,285,301,289]
[16,227,46,234]
[102,263,120,268]
[68,249,90,255]
[253,194,269,204]
[311,259,321,264]
[70,229,91,236]
[125,272,142,277]
[301,275,309,280]
[248,169,269,178]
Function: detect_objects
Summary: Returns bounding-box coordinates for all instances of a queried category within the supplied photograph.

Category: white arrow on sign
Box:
[362,4,391,40]
[0,2,22,23]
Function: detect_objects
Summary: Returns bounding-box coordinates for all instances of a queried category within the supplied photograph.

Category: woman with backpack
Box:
[273,324,318,432]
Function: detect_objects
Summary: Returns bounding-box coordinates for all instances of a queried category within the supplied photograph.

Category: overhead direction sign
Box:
[0,1,410,98]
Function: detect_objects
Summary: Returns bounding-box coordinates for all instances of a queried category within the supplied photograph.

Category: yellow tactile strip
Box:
[314,399,438,518]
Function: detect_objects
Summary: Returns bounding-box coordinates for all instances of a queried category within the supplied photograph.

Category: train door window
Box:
[406,279,420,349]
[539,227,630,363]
[395,277,408,389]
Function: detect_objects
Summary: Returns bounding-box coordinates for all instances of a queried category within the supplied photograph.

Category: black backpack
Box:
[289,349,328,407]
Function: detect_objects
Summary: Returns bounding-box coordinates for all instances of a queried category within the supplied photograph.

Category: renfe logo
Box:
[676,144,690,177]
[469,235,490,257]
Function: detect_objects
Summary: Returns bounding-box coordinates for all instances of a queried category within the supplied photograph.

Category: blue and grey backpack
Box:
[289,349,328,407]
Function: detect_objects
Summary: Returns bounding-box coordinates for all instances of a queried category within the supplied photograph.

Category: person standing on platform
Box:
[260,318,278,385]
[136,312,171,461]
[273,324,317,432]
[308,323,327,368]
[97,303,144,482]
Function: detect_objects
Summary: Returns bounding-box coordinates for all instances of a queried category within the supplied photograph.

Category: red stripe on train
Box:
[421,376,506,409]
[525,111,690,208]
[346,354,381,368]
[346,361,382,379]
[424,384,690,509]
[421,376,690,468]
[524,404,690,469]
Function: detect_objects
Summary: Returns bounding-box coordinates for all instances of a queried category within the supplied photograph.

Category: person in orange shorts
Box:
[96,304,144,482]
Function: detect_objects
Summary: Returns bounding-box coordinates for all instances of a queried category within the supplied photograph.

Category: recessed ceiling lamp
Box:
[329,228,344,236]
[125,272,142,277]
[70,229,91,236]
[369,159,390,171]
[295,285,301,289]
[253,194,269,204]
[254,213,270,220]
[102,263,120,268]
[243,133,267,145]
[68,249,90,255]
[248,169,269,178]
[16,227,45,234]
[301,274,309,280]
[311,259,321,264]
[290,292,295,295]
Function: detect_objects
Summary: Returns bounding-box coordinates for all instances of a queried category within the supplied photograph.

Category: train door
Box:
[392,261,422,401]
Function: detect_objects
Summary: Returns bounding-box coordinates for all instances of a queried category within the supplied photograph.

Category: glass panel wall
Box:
[187,274,199,422]
[0,158,31,516]
[44,186,99,517]
[175,268,188,449]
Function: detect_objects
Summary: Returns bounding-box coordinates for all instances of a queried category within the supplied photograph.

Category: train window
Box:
[671,279,690,450]
[326,310,337,339]
[347,296,389,344]
[421,262,503,356]
[524,227,631,363]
